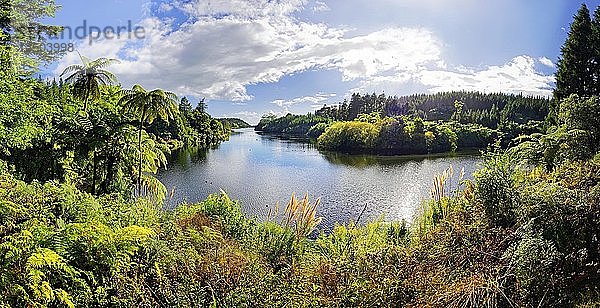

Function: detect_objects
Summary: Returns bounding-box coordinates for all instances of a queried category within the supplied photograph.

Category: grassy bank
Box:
[1,149,599,307]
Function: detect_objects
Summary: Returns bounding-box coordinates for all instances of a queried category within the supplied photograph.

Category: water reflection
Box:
[322,152,382,167]
[170,147,208,168]
[322,150,482,168]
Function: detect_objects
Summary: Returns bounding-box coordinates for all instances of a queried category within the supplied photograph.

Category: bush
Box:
[559,95,600,141]
[503,229,562,306]
[174,193,250,241]
[317,121,380,152]
[474,153,519,226]
[256,114,330,136]
[424,124,457,153]
[453,122,498,149]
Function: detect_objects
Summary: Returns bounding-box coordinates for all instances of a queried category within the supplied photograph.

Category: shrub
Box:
[559,95,600,142]
[474,153,519,227]
[503,229,562,306]
[174,193,250,241]
[317,121,380,152]
[453,122,498,149]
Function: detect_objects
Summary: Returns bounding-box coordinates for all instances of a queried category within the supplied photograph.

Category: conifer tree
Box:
[555,4,595,101]
[591,5,600,94]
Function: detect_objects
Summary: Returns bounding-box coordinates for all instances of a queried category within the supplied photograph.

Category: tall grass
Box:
[260,193,323,271]
[268,193,323,236]
[283,193,323,240]
[416,165,470,235]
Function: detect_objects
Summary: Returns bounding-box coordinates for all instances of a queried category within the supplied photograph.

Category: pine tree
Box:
[179,97,192,114]
[591,6,600,94]
[196,98,207,114]
[0,0,64,71]
[555,4,595,101]
[349,93,363,120]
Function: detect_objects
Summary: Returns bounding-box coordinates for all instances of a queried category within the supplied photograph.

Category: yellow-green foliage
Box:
[414,165,473,237]
[317,114,462,154]
[317,120,380,151]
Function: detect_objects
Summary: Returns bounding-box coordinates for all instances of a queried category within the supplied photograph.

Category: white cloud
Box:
[350,56,555,98]
[173,0,307,19]
[539,56,555,68]
[158,3,173,12]
[313,1,331,12]
[419,55,555,97]
[54,0,555,106]
[55,1,444,102]
[271,92,336,107]
[350,72,415,96]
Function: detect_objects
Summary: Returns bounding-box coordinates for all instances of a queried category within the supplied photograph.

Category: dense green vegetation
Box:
[2,125,599,306]
[1,1,600,307]
[217,118,252,129]
[146,97,232,149]
[317,112,497,154]
[316,91,549,124]
[0,29,232,200]
[256,90,549,154]
[0,0,63,71]
[256,113,331,138]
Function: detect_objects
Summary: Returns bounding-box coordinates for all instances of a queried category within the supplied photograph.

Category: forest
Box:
[256,91,549,154]
[1,1,599,307]
[0,70,233,200]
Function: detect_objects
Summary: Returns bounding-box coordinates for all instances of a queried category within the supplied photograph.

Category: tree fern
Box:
[119,85,178,197]
[60,54,119,111]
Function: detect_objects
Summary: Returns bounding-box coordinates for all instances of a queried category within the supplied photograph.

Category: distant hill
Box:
[218,118,252,129]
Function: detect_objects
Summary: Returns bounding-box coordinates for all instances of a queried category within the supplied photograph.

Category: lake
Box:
[158,128,482,231]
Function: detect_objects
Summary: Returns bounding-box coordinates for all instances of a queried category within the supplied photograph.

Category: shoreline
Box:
[254,129,483,158]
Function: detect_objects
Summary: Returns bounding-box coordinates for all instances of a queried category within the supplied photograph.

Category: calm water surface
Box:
[158,128,482,230]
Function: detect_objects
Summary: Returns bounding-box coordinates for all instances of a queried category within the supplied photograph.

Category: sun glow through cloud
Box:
[53,0,560,123]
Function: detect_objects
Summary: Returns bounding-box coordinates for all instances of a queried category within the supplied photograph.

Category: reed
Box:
[430,165,466,202]
[418,165,469,235]
[282,193,323,239]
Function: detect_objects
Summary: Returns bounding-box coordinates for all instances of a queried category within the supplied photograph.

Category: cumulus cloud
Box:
[419,56,555,97]
[350,73,416,96]
[539,56,555,68]
[313,1,331,12]
[350,56,556,98]
[158,2,173,12]
[54,0,555,107]
[271,92,336,107]
[55,0,444,102]
[173,0,307,19]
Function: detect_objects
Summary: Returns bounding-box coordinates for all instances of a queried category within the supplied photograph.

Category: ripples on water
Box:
[157,128,482,231]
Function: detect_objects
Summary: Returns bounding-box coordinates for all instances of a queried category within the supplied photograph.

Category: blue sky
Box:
[44,0,600,124]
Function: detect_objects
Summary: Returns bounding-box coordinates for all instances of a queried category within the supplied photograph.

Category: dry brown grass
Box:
[177,212,215,231]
